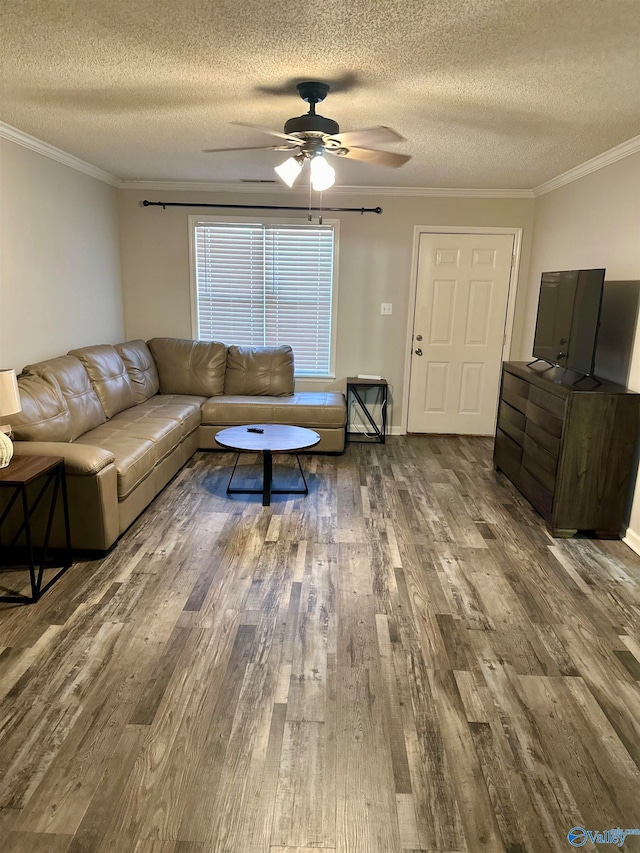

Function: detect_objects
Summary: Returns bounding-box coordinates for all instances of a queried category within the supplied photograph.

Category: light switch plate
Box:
[381,303,393,315]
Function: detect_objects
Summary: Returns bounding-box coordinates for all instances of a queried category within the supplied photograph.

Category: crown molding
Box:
[121,180,294,193]
[4,117,637,199]
[363,185,534,198]
[0,120,120,187]
[120,179,534,198]
[533,134,640,197]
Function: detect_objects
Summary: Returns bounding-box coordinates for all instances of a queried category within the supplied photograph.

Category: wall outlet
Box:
[381,303,393,315]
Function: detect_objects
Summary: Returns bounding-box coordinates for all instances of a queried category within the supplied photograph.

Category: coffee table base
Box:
[226,450,309,506]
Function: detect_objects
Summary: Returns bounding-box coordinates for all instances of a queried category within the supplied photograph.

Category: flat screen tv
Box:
[532,268,605,376]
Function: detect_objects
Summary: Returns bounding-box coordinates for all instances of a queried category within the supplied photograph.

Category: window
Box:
[191,218,337,377]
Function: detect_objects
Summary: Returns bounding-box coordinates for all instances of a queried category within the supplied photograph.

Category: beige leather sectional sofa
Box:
[8,338,346,551]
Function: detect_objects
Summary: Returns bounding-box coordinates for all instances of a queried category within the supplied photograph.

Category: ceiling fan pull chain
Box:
[319,189,323,225]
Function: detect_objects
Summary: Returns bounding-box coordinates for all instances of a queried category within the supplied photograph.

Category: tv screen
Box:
[532,268,605,376]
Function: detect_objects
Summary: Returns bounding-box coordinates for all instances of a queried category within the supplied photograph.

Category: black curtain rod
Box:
[142,199,382,214]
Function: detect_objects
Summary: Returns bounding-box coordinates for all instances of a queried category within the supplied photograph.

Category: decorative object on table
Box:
[0,369,22,468]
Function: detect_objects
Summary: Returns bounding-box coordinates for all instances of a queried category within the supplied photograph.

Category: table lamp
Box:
[0,369,22,469]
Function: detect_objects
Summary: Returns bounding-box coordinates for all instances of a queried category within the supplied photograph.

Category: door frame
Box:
[401,225,523,434]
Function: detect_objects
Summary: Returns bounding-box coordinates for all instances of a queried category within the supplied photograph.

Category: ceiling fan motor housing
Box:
[284,113,340,137]
[296,81,330,103]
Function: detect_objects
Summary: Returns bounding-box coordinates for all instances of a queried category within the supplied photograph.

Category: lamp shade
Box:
[310,154,335,191]
[0,369,21,418]
[274,156,304,187]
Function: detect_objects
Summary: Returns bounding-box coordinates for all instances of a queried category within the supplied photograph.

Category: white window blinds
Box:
[194,221,335,377]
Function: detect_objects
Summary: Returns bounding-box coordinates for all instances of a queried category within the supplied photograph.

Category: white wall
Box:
[118,188,535,428]
[523,153,640,360]
[523,152,640,543]
[0,138,124,370]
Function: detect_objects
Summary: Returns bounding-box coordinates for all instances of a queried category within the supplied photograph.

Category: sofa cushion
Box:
[69,345,136,419]
[85,411,182,463]
[9,372,74,442]
[148,338,226,397]
[224,345,294,397]
[24,355,106,440]
[115,340,159,404]
[110,407,185,457]
[134,394,205,439]
[81,424,158,500]
[201,392,347,429]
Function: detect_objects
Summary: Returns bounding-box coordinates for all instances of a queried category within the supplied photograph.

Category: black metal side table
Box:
[346,377,388,444]
[0,455,72,603]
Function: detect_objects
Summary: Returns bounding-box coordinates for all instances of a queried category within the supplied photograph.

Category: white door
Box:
[407,232,514,435]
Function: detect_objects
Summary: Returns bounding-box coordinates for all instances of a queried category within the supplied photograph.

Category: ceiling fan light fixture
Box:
[274,155,304,187]
[208,82,410,181]
[310,152,335,191]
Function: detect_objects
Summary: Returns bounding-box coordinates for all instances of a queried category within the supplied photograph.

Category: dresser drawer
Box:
[520,467,554,518]
[522,451,556,494]
[525,419,561,459]
[523,433,559,475]
[495,428,523,484]
[502,372,529,415]
[526,399,563,438]
[498,400,526,446]
[529,385,566,419]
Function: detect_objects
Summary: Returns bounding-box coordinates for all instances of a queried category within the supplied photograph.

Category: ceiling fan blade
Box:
[328,126,405,148]
[203,144,297,153]
[334,147,412,168]
[230,121,294,142]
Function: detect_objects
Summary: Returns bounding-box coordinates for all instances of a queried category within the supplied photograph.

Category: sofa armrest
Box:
[13,441,115,475]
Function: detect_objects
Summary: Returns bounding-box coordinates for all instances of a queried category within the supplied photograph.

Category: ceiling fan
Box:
[204,81,411,190]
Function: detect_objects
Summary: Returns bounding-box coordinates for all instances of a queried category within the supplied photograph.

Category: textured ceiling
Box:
[1,0,639,189]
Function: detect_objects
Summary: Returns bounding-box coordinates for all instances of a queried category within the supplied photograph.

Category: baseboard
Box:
[622,526,640,557]
[347,426,404,437]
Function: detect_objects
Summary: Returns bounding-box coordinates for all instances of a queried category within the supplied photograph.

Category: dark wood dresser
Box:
[494,361,640,538]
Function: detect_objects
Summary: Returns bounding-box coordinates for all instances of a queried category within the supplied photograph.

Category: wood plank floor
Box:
[1,436,639,852]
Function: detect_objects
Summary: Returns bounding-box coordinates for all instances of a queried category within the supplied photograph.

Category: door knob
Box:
[415,334,423,341]
[415,348,423,356]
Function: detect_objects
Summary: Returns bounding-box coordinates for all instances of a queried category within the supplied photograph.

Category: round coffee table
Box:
[214,424,320,506]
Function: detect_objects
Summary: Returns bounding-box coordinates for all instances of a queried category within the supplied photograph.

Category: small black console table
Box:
[0,455,72,603]
[346,377,388,444]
